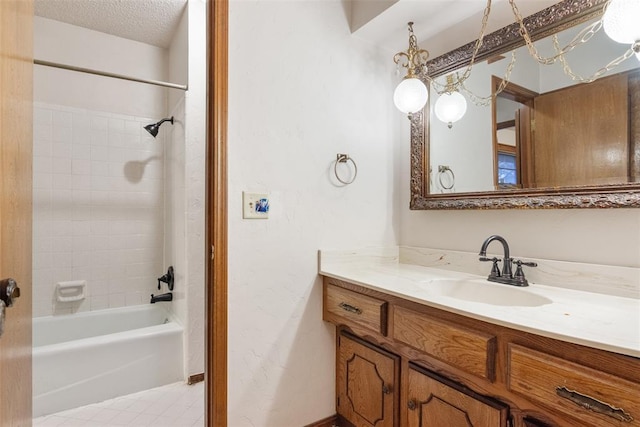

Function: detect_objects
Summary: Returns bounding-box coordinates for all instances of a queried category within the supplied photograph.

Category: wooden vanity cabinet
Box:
[407,364,509,427]
[323,277,640,427]
[336,331,399,427]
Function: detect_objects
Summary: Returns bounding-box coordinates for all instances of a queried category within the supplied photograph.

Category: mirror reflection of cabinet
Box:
[530,72,631,188]
[492,70,639,189]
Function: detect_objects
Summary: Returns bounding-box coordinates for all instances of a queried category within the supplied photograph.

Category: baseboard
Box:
[304,414,339,427]
[187,373,205,385]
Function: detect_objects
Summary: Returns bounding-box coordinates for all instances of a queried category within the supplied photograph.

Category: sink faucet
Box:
[479,235,513,279]
[479,235,536,286]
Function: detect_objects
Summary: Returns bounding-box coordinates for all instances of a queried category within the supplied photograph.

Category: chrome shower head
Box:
[144,116,174,138]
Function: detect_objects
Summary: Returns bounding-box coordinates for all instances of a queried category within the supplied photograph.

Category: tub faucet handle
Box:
[157,266,174,291]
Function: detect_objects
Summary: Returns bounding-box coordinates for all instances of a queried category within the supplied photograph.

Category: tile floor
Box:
[33,381,204,426]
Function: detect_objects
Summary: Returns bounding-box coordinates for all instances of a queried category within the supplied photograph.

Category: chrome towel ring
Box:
[438,165,455,190]
[335,154,358,185]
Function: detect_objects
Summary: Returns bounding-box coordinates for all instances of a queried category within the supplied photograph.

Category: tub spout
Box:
[150,292,173,303]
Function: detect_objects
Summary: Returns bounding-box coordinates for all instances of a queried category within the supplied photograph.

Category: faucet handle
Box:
[512,259,537,267]
[479,256,501,278]
[512,259,536,286]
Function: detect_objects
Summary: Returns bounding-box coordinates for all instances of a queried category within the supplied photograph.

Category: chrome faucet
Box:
[478,235,536,286]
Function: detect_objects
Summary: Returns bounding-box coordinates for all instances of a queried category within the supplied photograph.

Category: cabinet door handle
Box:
[407,399,417,410]
[556,386,633,423]
[382,384,392,395]
[338,302,362,315]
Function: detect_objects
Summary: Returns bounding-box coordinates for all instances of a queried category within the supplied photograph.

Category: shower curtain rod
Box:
[34,59,188,91]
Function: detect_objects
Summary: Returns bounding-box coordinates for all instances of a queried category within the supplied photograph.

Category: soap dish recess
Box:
[56,280,86,302]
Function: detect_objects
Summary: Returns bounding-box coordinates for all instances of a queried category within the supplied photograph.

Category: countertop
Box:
[319,248,640,358]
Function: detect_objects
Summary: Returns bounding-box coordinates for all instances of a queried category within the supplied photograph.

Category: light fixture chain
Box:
[558,41,636,83]
[508,0,608,65]
[458,51,517,107]
[456,0,493,85]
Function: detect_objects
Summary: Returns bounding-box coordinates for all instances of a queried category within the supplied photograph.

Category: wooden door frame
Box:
[491,76,537,189]
[206,0,228,425]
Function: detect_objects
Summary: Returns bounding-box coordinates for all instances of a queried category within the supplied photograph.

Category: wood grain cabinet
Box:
[322,277,640,427]
[407,364,509,427]
[337,331,399,427]
[508,344,640,427]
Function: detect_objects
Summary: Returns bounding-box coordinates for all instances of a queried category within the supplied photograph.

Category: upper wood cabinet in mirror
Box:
[410,0,640,209]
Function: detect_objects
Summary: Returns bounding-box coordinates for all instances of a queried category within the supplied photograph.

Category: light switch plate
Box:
[243,192,269,219]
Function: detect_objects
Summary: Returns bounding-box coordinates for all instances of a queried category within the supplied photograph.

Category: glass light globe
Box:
[603,0,640,44]
[434,91,467,128]
[393,78,428,114]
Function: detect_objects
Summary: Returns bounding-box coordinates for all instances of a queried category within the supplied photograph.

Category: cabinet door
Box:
[337,332,399,427]
[407,364,508,427]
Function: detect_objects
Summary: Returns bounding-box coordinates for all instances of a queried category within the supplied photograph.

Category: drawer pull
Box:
[556,386,633,423]
[407,399,417,410]
[338,302,362,315]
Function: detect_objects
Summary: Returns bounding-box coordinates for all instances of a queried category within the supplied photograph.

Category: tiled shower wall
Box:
[32,102,165,317]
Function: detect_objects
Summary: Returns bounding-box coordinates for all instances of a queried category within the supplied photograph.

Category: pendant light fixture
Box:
[434,75,468,129]
[393,22,429,115]
[394,0,640,124]
[602,0,640,61]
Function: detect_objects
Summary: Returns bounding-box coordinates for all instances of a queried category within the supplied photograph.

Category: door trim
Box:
[206,0,228,425]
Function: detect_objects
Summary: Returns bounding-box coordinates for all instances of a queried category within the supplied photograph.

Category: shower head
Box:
[144,116,174,138]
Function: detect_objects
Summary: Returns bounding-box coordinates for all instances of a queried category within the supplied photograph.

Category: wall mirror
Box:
[410,0,640,209]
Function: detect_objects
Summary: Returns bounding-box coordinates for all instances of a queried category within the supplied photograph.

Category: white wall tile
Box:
[52,158,72,175]
[33,103,165,317]
[108,293,125,308]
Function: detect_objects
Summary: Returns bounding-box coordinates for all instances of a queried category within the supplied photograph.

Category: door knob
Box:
[0,278,20,307]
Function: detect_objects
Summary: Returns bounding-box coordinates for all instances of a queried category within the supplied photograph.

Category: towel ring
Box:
[438,165,455,190]
[335,154,358,185]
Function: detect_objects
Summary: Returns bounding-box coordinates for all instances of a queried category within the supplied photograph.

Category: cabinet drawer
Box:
[324,283,388,335]
[508,344,640,426]
[393,306,496,380]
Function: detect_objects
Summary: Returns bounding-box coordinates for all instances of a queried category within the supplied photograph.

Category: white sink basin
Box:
[424,278,553,307]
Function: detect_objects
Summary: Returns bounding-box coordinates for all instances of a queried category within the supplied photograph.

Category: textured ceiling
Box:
[34,0,188,48]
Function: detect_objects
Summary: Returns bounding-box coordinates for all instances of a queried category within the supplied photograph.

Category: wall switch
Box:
[243,192,269,219]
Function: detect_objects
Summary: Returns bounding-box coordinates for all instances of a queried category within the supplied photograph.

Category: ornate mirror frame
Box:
[410,0,640,210]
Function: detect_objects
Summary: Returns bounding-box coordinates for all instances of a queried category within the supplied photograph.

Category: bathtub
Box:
[32,304,183,417]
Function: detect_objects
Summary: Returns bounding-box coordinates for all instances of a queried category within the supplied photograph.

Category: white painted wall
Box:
[34,17,167,119]
[228,1,399,425]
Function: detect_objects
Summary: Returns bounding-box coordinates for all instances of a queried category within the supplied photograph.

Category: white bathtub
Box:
[32,304,183,417]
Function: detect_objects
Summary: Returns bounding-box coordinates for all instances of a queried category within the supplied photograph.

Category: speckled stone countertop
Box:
[319,247,640,358]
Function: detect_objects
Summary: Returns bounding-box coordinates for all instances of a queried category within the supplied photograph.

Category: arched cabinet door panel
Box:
[406,364,509,427]
[337,331,399,427]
